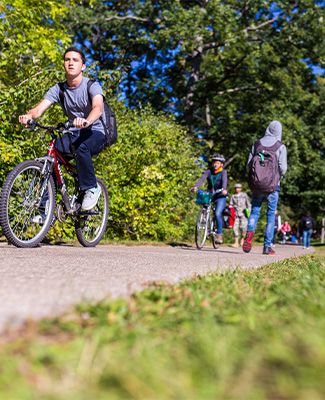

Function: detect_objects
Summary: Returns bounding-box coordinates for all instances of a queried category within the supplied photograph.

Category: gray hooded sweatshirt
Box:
[247,120,287,177]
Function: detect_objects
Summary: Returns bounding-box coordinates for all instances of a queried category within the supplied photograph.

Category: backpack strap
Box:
[254,140,282,154]
[58,81,66,111]
[87,79,95,103]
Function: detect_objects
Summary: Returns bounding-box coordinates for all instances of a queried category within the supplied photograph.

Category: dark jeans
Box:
[55,128,106,191]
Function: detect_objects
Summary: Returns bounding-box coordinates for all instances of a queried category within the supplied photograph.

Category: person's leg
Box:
[307,229,312,248]
[243,195,264,253]
[74,129,106,191]
[264,191,279,249]
[55,132,76,157]
[215,197,227,235]
[232,217,240,247]
[302,230,307,248]
[272,228,277,245]
[239,216,248,246]
[247,195,263,232]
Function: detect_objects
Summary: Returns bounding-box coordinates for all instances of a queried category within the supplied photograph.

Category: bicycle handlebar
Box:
[27,120,74,131]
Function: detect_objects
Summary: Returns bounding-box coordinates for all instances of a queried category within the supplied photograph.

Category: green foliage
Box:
[67,0,325,220]
[0,1,202,242]
[0,0,72,183]
[0,255,325,399]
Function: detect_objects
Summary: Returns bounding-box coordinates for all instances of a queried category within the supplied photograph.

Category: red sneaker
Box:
[243,231,254,253]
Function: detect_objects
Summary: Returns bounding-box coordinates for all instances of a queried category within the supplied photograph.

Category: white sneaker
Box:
[82,185,101,211]
[31,214,45,224]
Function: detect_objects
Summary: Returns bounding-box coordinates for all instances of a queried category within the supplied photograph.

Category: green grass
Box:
[1,255,325,400]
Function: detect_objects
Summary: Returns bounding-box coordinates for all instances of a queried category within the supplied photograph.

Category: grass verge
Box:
[0,255,325,400]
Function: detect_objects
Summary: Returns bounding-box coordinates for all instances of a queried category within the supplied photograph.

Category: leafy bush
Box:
[96,105,201,241]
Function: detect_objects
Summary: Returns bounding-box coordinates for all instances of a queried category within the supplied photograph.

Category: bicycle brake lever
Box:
[27,120,36,131]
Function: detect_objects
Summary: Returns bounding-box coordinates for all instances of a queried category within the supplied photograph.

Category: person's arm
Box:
[230,195,234,206]
[191,170,210,191]
[221,170,228,195]
[18,99,52,125]
[73,94,104,129]
[278,144,287,176]
[312,218,317,231]
[246,193,251,209]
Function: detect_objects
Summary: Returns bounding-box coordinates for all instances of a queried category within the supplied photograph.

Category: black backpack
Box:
[58,80,117,147]
[248,140,282,194]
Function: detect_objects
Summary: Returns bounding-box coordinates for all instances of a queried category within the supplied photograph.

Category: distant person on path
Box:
[191,154,228,244]
[280,220,291,243]
[230,183,251,247]
[18,46,106,211]
[243,120,287,255]
[299,212,316,249]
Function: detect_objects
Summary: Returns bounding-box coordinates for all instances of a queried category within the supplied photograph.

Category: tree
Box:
[0,0,72,183]
[67,0,325,220]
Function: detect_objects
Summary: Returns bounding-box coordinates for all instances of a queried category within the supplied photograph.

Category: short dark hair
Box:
[63,47,86,64]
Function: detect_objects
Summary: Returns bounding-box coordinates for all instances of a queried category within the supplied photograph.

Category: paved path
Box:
[0,242,310,332]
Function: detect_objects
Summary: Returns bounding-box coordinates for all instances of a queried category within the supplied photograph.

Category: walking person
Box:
[191,154,228,244]
[19,46,107,211]
[299,212,316,249]
[230,183,251,247]
[242,120,287,255]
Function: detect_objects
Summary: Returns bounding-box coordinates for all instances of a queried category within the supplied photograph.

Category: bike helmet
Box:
[211,153,226,163]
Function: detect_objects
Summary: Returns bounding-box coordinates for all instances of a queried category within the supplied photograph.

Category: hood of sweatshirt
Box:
[260,120,282,146]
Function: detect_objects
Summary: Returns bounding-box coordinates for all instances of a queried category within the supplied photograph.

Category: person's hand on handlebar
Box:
[222,189,227,196]
[19,114,33,126]
[73,117,90,128]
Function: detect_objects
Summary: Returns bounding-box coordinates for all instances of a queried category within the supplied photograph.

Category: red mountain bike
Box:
[0,121,109,248]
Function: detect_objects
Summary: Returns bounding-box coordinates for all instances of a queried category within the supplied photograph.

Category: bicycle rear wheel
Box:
[195,207,209,249]
[0,160,56,248]
[75,178,109,247]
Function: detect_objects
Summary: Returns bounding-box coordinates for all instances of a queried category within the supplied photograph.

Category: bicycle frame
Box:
[36,129,80,215]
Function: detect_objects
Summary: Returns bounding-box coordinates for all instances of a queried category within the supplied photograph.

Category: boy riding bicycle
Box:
[19,46,106,211]
[191,153,228,244]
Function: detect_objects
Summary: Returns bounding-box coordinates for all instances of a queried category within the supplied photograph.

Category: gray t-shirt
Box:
[44,77,105,134]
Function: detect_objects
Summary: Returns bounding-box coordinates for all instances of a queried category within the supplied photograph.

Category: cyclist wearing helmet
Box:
[191,153,228,244]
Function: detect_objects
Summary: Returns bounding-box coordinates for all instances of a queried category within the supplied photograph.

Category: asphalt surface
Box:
[0,241,311,332]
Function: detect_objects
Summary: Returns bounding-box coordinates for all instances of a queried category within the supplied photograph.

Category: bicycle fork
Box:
[37,156,78,215]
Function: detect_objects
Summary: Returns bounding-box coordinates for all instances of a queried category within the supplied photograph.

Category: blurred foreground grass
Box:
[0,254,324,400]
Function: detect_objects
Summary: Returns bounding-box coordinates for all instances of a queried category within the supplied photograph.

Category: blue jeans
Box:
[302,229,312,248]
[55,128,106,191]
[247,191,279,248]
[214,196,227,234]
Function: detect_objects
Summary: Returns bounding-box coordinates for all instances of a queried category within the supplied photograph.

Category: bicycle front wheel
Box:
[195,207,209,249]
[0,160,56,248]
[211,218,219,250]
[75,178,109,247]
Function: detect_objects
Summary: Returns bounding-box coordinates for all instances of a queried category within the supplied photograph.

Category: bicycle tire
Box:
[0,160,56,248]
[195,207,209,249]
[210,218,219,249]
[75,178,109,247]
